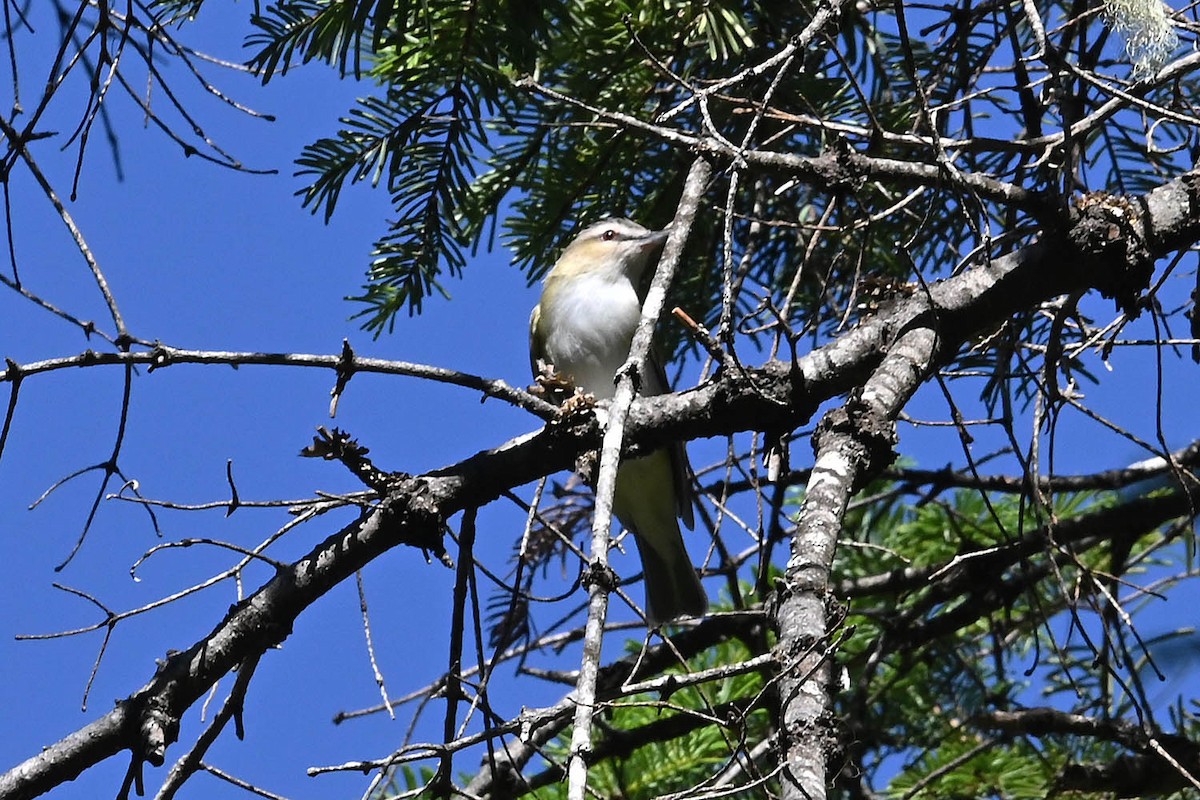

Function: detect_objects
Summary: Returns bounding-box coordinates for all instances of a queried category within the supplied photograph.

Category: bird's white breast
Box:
[540,273,641,400]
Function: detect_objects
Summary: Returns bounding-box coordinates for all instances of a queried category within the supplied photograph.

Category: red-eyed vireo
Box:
[529,217,708,624]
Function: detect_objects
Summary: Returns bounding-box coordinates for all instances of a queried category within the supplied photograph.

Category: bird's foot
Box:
[531,362,574,403]
[559,388,597,417]
[532,363,595,414]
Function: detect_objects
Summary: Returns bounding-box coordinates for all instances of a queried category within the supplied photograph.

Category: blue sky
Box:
[3,5,1200,800]
[0,7,548,798]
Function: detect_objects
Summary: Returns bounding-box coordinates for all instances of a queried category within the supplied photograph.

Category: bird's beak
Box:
[640,229,670,251]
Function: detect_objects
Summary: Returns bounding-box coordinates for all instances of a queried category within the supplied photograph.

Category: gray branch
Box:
[3,167,1200,800]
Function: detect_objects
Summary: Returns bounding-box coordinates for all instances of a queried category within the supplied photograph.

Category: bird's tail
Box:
[633,526,708,625]
[614,451,708,625]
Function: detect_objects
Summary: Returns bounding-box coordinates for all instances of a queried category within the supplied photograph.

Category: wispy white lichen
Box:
[1103,0,1180,78]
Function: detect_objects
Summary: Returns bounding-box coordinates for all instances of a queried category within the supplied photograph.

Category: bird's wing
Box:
[646,352,696,530]
[670,440,696,531]
[528,302,546,378]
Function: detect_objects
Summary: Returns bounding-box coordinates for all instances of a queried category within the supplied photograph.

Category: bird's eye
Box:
[601,229,616,241]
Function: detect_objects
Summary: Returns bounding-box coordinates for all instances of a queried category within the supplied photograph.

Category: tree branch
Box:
[5,165,1200,800]
[566,154,712,800]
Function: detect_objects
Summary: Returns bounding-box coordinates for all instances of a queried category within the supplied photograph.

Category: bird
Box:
[529,217,708,624]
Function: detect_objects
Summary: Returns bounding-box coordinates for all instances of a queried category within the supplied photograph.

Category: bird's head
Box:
[549,218,669,283]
